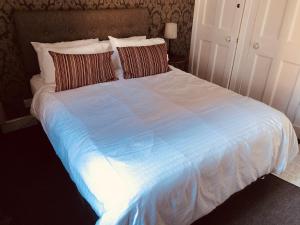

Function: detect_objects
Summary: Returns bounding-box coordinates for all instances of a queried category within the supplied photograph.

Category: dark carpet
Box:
[0,125,300,225]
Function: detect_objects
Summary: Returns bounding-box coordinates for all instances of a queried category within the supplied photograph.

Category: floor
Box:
[0,125,97,225]
[1,125,300,225]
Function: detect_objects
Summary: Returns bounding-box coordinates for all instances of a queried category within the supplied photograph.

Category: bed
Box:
[15,9,299,225]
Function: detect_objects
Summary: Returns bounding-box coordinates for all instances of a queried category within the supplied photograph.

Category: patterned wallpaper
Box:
[0,0,195,119]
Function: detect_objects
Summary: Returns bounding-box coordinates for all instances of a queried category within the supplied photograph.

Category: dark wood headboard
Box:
[14,9,150,78]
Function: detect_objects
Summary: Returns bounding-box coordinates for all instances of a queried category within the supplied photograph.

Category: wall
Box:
[0,0,195,119]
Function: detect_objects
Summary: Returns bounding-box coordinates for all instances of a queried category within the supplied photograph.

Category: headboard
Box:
[14,9,150,78]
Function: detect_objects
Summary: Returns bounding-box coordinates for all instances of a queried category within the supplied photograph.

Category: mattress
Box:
[31,67,299,225]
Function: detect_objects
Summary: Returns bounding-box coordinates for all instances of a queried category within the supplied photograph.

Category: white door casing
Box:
[231,0,300,129]
[189,0,245,88]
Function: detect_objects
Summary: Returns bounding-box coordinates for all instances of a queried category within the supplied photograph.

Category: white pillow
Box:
[31,38,99,49]
[31,38,99,77]
[108,36,165,72]
[41,41,112,84]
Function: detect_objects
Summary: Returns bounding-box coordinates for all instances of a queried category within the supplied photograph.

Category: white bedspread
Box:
[31,67,299,225]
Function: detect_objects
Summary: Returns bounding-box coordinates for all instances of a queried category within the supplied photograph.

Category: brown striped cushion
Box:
[49,51,117,92]
[117,43,170,79]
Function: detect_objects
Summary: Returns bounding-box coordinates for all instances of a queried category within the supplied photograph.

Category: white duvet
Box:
[31,67,298,225]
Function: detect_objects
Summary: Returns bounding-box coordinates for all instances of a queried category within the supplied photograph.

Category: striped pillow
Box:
[49,51,117,92]
[117,43,170,79]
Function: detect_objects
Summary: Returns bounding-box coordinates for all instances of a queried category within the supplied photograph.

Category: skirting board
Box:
[0,115,38,134]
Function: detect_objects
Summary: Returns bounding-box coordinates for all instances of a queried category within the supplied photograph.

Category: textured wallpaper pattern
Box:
[0,0,194,118]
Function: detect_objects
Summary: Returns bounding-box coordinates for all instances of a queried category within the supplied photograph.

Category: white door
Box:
[189,0,245,88]
[230,0,300,126]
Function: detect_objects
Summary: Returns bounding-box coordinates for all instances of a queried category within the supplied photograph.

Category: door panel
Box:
[248,55,272,100]
[189,0,245,88]
[198,40,212,81]
[203,0,218,26]
[272,62,299,112]
[259,0,287,39]
[212,45,229,85]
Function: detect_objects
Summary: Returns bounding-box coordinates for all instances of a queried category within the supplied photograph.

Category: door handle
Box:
[225,36,231,43]
[253,42,260,49]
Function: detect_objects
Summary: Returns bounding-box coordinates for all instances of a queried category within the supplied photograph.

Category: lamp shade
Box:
[164,23,177,39]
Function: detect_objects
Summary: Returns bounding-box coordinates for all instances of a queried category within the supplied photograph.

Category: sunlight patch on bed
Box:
[79,153,140,212]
